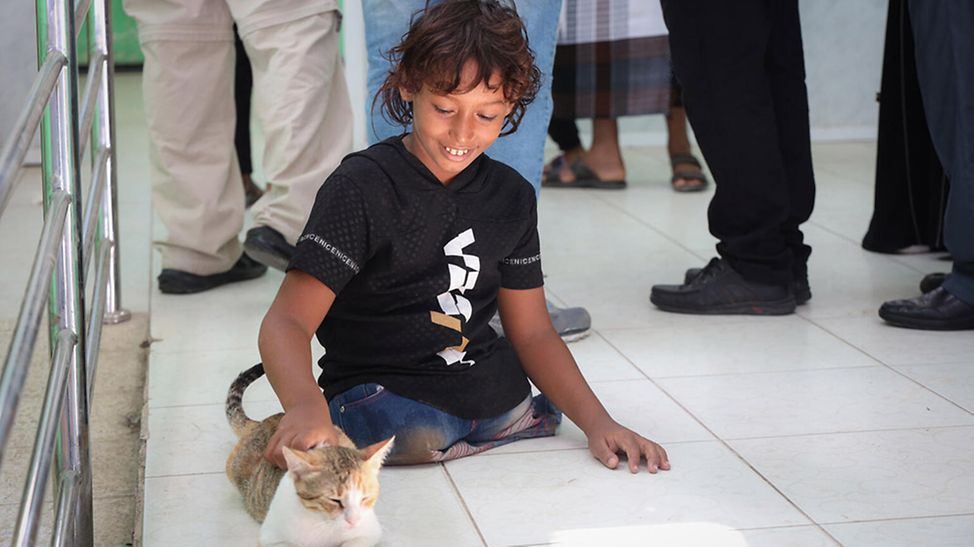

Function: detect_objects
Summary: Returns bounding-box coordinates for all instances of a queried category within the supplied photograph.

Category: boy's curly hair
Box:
[375,0,542,136]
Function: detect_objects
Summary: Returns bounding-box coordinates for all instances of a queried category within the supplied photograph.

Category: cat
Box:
[225,363,394,547]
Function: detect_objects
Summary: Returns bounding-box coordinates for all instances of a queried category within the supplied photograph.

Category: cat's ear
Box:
[282,446,312,474]
[360,436,395,469]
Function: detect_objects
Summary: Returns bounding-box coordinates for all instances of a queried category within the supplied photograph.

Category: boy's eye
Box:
[433,105,453,114]
[478,114,498,121]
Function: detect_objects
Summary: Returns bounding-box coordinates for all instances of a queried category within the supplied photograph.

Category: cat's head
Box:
[281,437,395,528]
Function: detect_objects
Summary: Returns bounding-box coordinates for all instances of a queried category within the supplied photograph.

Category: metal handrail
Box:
[0,0,130,543]
[74,0,91,37]
[82,145,110,276]
[0,189,71,462]
[85,241,113,403]
[11,329,78,547]
[0,50,66,219]
[77,52,106,155]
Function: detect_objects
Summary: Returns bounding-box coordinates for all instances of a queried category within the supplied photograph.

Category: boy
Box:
[258,0,669,474]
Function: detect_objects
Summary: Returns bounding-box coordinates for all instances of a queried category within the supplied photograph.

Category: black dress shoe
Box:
[652,258,796,315]
[244,226,296,272]
[879,286,974,330]
[684,266,811,305]
[158,254,267,294]
[919,272,947,294]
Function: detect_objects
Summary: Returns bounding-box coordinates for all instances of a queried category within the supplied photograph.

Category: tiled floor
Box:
[5,73,974,546]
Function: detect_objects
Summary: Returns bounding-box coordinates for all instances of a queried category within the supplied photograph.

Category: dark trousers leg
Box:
[547,117,583,153]
[661,0,815,285]
[909,1,974,304]
[233,27,253,176]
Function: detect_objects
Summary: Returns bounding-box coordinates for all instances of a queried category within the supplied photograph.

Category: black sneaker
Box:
[652,258,796,315]
[244,226,296,272]
[684,265,811,305]
[158,254,267,294]
[879,286,974,330]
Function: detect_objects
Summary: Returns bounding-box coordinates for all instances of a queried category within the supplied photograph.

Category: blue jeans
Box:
[361,0,562,194]
[328,384,561,464]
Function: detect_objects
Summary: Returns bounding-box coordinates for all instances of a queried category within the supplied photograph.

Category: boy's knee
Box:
[385,428,447,465]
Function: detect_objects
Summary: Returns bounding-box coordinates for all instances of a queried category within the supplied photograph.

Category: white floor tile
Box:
[372,466,485,547]
[730,427,974,522]
[149,272,283,354]
[148,348,279,408]
[488,378,715,457]
[446,442,810,546]
[142,463,483,547]
[542,247,705,330]
[564,332,647,382]
[142,473,260,546]
[144,400,281,478]
[824,515,974,547]
[816,316,974,366]
[895,362,974,413]
[658,367,974,438]
[541,523,838,547]
[738,525,840,547]
[796,225,925,320]
[602,315,877,378]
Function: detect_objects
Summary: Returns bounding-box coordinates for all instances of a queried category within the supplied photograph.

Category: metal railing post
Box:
[91,0,130,325]
[35,0,93,543]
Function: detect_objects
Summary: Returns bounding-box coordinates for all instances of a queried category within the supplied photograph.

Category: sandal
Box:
[542,154,567,178]
[670,153,709,193]
[542,158,626,189]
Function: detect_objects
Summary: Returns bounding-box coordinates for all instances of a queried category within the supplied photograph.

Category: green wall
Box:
[78,0,142,66]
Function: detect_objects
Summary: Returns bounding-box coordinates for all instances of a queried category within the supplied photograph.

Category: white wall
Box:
[0,3,42,164]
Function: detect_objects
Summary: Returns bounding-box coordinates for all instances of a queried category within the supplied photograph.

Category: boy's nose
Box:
[451,116,475,143]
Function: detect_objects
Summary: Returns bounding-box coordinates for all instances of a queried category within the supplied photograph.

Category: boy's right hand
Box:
[264,398,338,469]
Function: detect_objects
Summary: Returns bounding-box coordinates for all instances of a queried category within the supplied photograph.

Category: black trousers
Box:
[661,0,815,285]
[909,1,974,304]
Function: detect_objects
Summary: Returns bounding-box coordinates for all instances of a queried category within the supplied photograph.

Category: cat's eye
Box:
[329,498,344,508]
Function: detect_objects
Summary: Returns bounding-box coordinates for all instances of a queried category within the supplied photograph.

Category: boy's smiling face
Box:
[400,61,513,185]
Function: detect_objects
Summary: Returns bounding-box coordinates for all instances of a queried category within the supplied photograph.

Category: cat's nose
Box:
[345,513,360,526]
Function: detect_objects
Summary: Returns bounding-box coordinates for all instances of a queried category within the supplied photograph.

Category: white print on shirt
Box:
[429,228,480,366]
[297,233,361,273]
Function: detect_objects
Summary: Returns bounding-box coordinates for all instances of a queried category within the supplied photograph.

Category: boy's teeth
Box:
[445,147,469,156]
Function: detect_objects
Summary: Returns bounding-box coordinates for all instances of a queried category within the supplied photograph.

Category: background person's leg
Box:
[661,0,795,286]
[766,0,816,284]
[238,10,353,247]
[124,0,246,276]
[362,0,420,144]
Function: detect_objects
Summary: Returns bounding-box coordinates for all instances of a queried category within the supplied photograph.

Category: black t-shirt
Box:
[287,136,544,419]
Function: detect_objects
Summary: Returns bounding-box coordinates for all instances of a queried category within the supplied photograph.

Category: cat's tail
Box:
[226,363,265,436]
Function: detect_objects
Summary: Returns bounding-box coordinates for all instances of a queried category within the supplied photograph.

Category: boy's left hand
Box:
[586,420,671,474]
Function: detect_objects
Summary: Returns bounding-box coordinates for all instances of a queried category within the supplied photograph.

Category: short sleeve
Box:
[287,175,370,294]
[499,198,544,289]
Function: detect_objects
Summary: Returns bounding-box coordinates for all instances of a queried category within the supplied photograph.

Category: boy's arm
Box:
[259,269,338,468]
[497,287,670,473]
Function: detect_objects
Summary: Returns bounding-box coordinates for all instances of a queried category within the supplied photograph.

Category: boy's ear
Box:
[399,86,414,102]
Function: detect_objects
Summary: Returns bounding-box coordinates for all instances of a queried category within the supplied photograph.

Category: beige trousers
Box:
[124,0,352,274]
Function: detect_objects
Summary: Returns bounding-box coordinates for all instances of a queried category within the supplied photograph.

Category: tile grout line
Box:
[438,463,490,547]
[802,317,974,416]
[595,332,834,534]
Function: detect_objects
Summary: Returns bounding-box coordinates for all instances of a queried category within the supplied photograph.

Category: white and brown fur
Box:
[226,364,394,547]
